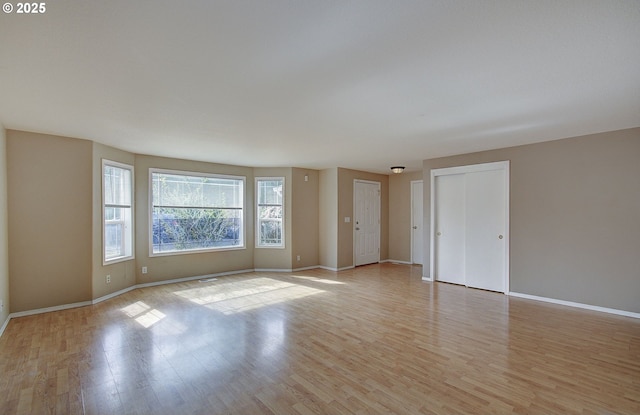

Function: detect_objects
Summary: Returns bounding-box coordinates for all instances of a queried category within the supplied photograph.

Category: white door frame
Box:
[410,180,423,265]
[428,161,510,293]
[353,179,381,266]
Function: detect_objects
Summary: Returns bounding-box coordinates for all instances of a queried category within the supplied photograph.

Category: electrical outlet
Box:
[142,266,148,274]
[106,275,111,284]
[297,255,301,261]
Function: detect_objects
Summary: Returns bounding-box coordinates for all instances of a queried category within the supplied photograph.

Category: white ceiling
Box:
[1,1,639,174]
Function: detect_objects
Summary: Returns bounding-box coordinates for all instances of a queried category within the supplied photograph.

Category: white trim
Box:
[9,300,93,319]
[509,292,640,319]
[317,265,355,272]
[382,259,413,265]
[292,265,322,272]
[430,161,510,293]
[92,286,137,304]
[429,170,436,282]
[252,266,324,273]
[149,167,246,182]
[4,269,255,328]
[0,315,10,338]
[410,180,424,265]
[148,245,246,257]
[431,161,509,176]
[317,266,338,272]
[136,269,254,289]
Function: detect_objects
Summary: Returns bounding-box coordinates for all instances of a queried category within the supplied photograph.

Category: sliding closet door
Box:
[430,161,509,293]
[464,169,507,292]
[433,174,466,285]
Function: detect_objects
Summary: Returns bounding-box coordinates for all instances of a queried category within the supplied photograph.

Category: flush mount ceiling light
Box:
[390,166,405,174]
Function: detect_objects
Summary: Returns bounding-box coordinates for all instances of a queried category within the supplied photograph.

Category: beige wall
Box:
[253,167,320,271]
[388,171,422,263]
[2,130,402,314]
[337,168,389,269]
[7,131,93,312]
[253,167,293,270]
[3,127,638,315]
[0,126,9,324]
[134,154,255,284]
[423,128,640,313]
[292,168,319,269]
[319,168,338,269]
[92,143,137,299]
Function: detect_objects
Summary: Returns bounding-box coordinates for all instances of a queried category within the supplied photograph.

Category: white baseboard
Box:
[247,266,324,273]
[9,300,93,319]
[382,259,413,265]
[1,267,310,331]
[292,266,322,272]
[136,269,254,289]
[250,266,325,273]
[509,292,640,319]
[317,265,355,272]
[0,315,10,338]
[5,269,256,329]
[92,286,137,304]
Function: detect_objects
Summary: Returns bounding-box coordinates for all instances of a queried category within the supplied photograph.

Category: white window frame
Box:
[256,177,285,248]
[102,160,134,265]
[149,168,246,256]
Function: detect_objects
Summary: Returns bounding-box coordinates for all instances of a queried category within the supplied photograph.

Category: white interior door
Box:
[433,174,466,285]
[411,180,424,265]
[464,169,507,292]
[354,180,380,266]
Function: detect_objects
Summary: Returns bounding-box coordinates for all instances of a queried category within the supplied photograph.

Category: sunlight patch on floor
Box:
[120,301,167,328]
[173,277,325,315]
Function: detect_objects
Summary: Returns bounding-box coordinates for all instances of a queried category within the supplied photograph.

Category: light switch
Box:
[345,217,351,223]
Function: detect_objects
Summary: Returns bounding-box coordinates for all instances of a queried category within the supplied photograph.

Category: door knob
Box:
[498,235,504,239]
[355,227,360,231]
[413,226,418,229]
[437,232,442,236]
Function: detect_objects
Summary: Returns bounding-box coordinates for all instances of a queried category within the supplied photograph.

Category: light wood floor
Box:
[1,264,639,414]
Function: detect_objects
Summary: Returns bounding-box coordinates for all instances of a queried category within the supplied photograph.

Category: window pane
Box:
[105,222,123,258]
[258,205,282,220]
[259,218,282,245]
[151,170,245,254]
[104,165,131,205]
[105,206,116,221]
[152,207,242,253]
[258,180,283,205]
[153,173,243,208]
